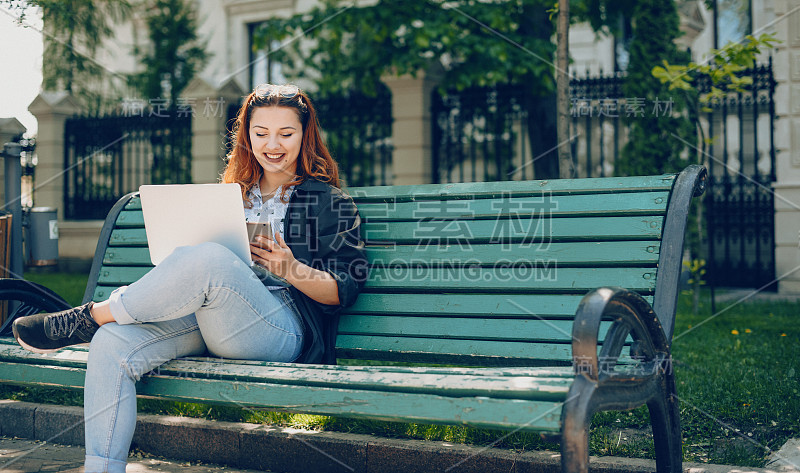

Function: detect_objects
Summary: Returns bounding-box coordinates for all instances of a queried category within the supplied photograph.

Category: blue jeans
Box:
[83,242,304,473]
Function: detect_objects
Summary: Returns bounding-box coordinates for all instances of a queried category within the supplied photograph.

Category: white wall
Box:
[569,23,616,76]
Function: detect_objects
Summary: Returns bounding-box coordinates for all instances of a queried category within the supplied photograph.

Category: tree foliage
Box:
[255,0,558,96]
[615,0,694,176]
[2,0,132,111]
[256,0,566,178]
[128,0,209,103]
[649,31,778,307]
[652,33,779,109]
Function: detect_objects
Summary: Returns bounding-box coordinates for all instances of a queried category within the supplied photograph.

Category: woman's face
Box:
[249,106,303,181]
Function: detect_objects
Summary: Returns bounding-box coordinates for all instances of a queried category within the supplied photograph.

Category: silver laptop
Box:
[139,183,251,266]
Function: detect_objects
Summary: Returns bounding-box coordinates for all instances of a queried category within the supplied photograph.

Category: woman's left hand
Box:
[250,231,297,280]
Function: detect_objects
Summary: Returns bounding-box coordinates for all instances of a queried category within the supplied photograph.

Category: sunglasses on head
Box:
[254,83,301,98]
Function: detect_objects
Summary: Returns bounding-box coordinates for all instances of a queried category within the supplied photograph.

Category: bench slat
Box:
[344,293,654,317]
[363,216,664,243]
[141,376,565,432]
[109,228,148,246]
[337,315,612,344]
[363,266,656,293]
[94,265,656,293]
[349,175,675,201]
[0,338,576,378]
[93,285,120,301]
[109,215,664,247]
[365,241,660,267]
[336,339,631,366]
[101,242,660,268]
[97,266,153,285]
[114,210,145,227]
[158,360,571,401]
[103,247,153,266]
[336,334,574,362]
[357,191,669,220]
[88,287,655,321]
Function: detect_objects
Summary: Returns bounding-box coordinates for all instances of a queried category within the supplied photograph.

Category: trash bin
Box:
[0,211,10,324]
[27,207,58,266]
[0,211,10,277]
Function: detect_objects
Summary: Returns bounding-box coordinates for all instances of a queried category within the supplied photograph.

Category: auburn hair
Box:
[222,85,340,202]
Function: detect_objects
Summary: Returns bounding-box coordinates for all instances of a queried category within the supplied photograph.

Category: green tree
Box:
[616,0,694,176]
[554,0,572,178]
[651,33,778,313]
[258,0,707,179]
[258,0,563,178]
[128,0,209,103]
[3,0,132,112]
[259,0,557,94]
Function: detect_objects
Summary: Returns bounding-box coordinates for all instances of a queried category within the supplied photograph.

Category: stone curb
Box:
[0,400,796,473]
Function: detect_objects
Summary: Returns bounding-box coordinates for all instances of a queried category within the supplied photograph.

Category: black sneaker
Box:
[12,302,99,353]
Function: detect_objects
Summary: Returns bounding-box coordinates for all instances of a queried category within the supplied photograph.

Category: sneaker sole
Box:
[12,321,58,355]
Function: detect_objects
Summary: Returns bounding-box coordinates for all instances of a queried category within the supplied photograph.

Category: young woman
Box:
[12,83,368,473]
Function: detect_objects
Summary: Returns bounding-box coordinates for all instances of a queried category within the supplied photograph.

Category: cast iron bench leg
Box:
[560,375,595,473]
[647,370,682,473]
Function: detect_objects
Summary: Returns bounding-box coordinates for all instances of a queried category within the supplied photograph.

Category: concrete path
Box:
[766,438,800,471]
[1,400,798,473]
[0,436,268,472]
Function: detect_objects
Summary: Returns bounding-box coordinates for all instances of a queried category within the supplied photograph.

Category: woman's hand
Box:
[250,231,341,305]
[250,231,297,279]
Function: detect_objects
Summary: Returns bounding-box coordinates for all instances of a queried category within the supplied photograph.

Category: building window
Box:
[715,0,751,47]
[248,22,286,88]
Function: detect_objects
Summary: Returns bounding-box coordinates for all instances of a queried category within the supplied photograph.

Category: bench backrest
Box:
[84,166,705,367]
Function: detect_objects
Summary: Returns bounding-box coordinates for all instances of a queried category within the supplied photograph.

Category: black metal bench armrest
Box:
[571,286,670,382]
[653,164,707,342]
[562,287,682,473]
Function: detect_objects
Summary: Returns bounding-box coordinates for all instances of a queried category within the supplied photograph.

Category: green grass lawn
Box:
[23,269,88,306]
[1,273,798,467]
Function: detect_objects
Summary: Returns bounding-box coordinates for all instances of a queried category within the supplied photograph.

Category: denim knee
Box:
[88,326,149,382]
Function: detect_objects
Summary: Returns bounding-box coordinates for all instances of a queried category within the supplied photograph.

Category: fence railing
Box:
[431,84,533,184]
[700,60,776,289]
[431,62,776,289]
[64,113,192,220]
[314,86,393,187]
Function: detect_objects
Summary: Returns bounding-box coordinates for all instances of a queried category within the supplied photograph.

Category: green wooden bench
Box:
[0,165,706,473]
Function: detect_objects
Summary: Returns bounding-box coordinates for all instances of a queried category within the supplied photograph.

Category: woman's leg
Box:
[83,317,205,473]
[108,242,304,360]
[84,242,304,472]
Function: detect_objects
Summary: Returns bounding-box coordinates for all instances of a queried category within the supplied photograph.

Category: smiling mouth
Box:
[263,153,285,163]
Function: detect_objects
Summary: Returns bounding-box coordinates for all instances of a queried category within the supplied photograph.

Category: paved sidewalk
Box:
[0,436,268,473]
[0,400,798,473]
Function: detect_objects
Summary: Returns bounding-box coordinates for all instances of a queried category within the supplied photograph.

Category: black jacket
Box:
[281,179,368,364]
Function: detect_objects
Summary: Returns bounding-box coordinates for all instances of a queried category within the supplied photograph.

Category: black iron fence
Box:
[431,62,776,289]
[701,60,776,289]
[64,113,192,220]
[432,85,533,183]
[568,72,626,178]
[315,86,393,187]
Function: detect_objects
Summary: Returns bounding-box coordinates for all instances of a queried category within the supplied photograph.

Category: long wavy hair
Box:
[222,85,340,203]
